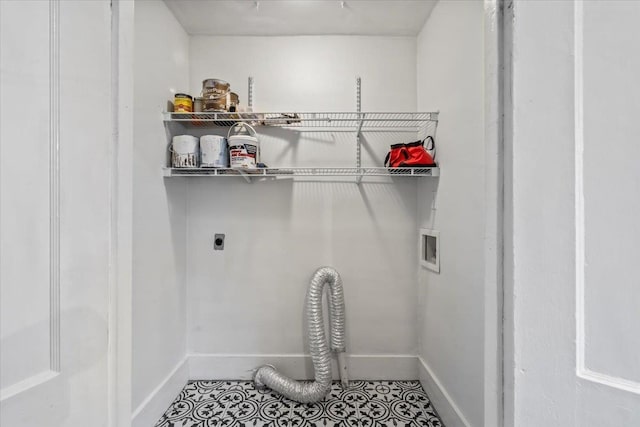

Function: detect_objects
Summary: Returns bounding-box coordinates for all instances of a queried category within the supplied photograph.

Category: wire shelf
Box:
[162,108,440,182]
[163,111,438,132]
[163,167,439,179]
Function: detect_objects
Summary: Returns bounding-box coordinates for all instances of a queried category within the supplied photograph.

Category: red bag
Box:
[384,143,408,168]
[384,136,436,168]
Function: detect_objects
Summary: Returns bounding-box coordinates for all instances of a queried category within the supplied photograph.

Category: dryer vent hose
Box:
[253,266,349,403]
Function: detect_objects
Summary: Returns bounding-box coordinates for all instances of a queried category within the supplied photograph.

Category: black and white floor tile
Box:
[155,380,444,427]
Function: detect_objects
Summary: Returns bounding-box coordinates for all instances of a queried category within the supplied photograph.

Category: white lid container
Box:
[227,123,260,169]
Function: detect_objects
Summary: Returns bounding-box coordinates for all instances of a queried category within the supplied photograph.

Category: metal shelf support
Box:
[248,76,254,110]
[356,76,363,184]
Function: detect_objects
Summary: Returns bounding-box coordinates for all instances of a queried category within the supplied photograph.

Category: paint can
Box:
[193,97,204,113]
[171,135,199,168]
[202,78,230,112]
[200,135,228,168]
[227,123,259,169]
[174,93,193,112]
[227,92,239,112]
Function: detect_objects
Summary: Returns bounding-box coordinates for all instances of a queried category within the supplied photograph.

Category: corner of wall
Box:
[418,356,472,427]
[132,0,191,416]
[132,357,189,427]
[415,0,486,426]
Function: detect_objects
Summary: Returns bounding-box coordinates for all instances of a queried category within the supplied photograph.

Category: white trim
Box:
[574,0,587,381]
[48,0,61,375]
[108,1,134,426]
[578,369,640,395]
[108,1,120,424]
[0,371,59,402]
[483,0,504,426]
[418,357,471,427]
[500,0,515,425]
[188,353,418,381]
[132,357,189,427]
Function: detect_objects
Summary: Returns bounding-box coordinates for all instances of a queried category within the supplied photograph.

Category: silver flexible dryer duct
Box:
[253,266,348,403]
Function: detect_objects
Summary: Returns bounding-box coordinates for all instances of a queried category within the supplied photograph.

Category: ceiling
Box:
[163,0,438,36]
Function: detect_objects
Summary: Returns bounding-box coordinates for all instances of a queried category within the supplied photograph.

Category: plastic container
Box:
[227,123,259,169]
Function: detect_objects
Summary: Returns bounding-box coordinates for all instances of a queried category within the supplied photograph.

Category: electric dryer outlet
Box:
[214,234,225,250]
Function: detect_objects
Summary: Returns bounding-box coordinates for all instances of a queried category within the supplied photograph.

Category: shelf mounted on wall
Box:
[163,77,440,182]
[162,166,439,182]
[162,111,438,132]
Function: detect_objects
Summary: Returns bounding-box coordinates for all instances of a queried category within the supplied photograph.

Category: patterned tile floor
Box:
[155,380,444,427]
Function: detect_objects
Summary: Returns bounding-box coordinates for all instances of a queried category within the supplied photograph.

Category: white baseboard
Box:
[132,357,189,427]
[418,356,471,427]
[188,353,418,381]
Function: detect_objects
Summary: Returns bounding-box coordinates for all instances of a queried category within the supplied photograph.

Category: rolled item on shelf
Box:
[253,266,349,403]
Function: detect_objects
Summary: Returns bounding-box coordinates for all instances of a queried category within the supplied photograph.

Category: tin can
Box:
[202,79,230,112]
[171,135,199,168]
[202,79,230,97]
[200,135,228,168]
[174,93,193,112]
[228,92,239,112]
[193,97,204,112]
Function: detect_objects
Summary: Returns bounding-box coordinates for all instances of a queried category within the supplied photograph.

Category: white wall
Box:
[189,36,417,112]
[416,1,485,426]
[186,36,421,371]
[132,0,189,419]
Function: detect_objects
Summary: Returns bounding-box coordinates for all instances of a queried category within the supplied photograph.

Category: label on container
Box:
[229,143,258,168]
[174,97,193,112]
